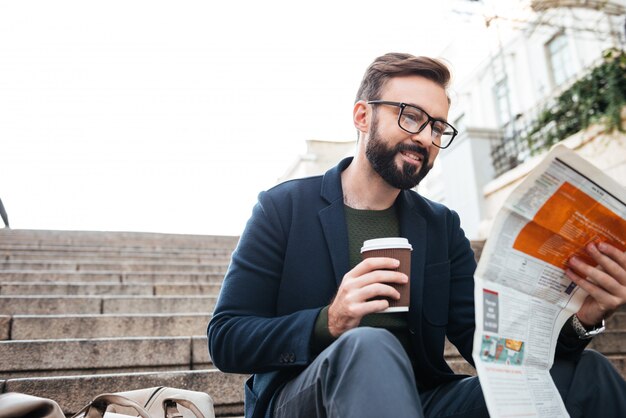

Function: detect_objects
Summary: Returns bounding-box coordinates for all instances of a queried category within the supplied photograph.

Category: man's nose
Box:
[409,124,434,147]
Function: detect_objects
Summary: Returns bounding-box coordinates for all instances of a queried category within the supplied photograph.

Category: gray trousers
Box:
[273,328,626,418]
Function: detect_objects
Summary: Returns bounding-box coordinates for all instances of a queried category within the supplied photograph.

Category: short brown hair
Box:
[355,52,451,103]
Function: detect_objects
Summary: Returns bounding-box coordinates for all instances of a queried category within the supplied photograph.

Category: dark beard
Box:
[365,118,432,190]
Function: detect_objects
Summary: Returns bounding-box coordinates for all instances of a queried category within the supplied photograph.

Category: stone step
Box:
[0,271,226,283]
[588,331,626,355]
[103,296,216,314]
[606,355,626,380]
[0,296,217,315]
[0,244,233,255]
[0,336,212,378]
[122,272,226,284]
[1,369,246,417]
[0,270,122,283]
[2,241,231,252]
[0,271,123,283]
[0,243,234,256]
[0,282,154,296]
[0,282,222,296]
[0,238,236,251]
[0,229,239,247]
[0,260,229,272]
[607,312,626,330]
[154,283,223,296]
[0,296,101,315]
[2,250,231,263]
[7,313,212,340]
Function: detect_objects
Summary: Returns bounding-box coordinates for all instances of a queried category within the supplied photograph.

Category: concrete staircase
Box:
[0,229,246,417]
[0,230,624,417]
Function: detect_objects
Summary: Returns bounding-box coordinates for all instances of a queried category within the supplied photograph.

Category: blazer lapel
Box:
[397,191,427,325]
[318,157,352,287]
[319,202,350,286]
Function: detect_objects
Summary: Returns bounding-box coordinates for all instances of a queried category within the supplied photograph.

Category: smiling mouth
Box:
[400,151,423,163]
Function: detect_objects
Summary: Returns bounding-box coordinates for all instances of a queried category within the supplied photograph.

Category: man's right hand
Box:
[327,257,408,337]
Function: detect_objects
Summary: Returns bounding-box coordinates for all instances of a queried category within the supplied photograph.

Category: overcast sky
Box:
[0,0,487,236]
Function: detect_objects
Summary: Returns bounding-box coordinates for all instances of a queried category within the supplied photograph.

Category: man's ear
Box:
[353,100,369,134]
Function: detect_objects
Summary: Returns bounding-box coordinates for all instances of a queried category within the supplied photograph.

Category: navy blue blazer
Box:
[208,157,479,417]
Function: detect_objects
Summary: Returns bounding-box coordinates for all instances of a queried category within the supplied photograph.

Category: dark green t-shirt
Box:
[311,204,413,361]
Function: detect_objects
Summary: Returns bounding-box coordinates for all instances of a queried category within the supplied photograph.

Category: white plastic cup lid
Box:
[361,237,413,253]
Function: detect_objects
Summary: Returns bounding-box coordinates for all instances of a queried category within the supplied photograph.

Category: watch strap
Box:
[571,314,605,339]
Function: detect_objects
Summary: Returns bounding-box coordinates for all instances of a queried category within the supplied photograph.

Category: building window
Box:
[493,78,513,135]
[546,33,575,87]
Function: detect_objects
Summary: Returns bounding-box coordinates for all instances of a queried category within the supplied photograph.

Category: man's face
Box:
[364,75,449,190]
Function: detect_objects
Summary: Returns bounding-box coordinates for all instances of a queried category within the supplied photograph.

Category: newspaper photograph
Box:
[472,145,626,417]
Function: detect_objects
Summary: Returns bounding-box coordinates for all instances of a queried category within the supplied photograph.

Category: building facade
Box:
[419,0,626,239]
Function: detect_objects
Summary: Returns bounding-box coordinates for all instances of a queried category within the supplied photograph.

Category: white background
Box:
[0,0,482,236]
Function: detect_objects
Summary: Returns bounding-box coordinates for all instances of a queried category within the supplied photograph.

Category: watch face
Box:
[586,320,606,337]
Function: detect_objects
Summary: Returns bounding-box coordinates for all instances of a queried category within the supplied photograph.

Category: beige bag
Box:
[72,387,215,418]
[0,392,65,418]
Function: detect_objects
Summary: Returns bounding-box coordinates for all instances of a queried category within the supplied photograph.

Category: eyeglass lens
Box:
[399,106,455,148]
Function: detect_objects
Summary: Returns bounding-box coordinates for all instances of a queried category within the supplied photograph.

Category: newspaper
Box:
[472,145,626,417]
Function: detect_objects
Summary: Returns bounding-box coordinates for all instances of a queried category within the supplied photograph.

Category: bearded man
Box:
[208,52,626,418]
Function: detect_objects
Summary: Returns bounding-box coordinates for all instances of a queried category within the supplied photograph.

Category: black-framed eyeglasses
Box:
[367,100,458,149]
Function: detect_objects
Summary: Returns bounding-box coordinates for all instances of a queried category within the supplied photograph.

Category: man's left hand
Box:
[566,242,626,327]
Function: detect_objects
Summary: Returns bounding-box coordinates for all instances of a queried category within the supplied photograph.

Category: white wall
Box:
[420,128,498,239]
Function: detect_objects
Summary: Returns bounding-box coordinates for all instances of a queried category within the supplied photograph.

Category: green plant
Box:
[522,48,626,156]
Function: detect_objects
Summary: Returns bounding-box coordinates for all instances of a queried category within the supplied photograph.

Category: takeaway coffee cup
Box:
[361,237,412,313]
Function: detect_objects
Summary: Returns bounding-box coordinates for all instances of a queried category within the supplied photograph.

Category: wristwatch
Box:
[570,314,605,339]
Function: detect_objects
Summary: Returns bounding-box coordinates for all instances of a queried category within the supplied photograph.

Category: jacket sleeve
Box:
[207,190,320,374]
[555,316,591,360]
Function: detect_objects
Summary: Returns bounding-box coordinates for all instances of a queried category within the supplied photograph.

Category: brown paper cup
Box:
[361,237,412,313]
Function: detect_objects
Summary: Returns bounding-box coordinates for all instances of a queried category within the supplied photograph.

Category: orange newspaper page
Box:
[513,181,626,269]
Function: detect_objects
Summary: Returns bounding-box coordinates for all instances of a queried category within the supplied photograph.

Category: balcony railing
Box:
[491,48,626,177]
